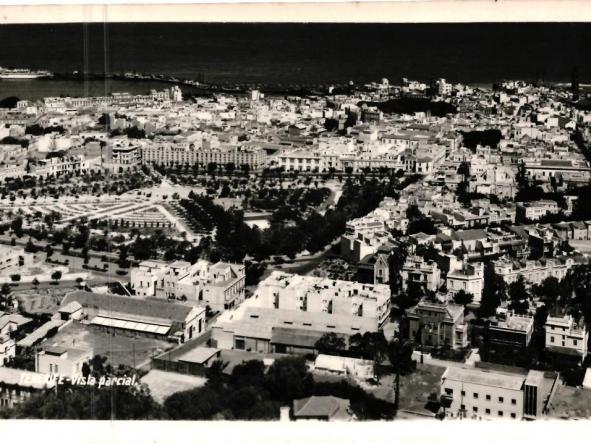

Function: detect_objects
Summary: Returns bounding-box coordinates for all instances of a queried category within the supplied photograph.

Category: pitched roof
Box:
[270,327,334,349]
[17,319,65,348]
[0,313,32,331]
[61,291,200,324]
[293,396,352,420]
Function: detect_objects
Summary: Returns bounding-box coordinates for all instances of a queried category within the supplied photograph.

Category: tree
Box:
[453,290,474,306]
[348,332,388,363]
[230,359,266,388]
[479,264,507,318]
[315,332,346,356]
[386,338,416,416]
[24,238,37,253]
[207,162,218,175]
[225,162,236,175]
[51,270,62,284]
[264,357,314,403]
[532,276,560,311]
[508,275,529,315]
[10,216,23,238]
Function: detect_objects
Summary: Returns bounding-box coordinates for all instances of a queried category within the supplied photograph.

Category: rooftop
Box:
[442,366,525,391]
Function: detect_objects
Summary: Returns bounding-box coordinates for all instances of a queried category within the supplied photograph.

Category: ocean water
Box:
[0,23,590,100]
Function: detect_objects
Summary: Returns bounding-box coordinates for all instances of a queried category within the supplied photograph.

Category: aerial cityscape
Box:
[1,22,591,422]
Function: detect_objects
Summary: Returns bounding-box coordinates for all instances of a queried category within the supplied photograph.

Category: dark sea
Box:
[0,23,590,100]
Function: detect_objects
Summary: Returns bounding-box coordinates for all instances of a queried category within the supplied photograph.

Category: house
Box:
[407,301,468,350]
[57,301,84,321]
[0,312,33,365]
[487,312,534,349]
[36,345,92,378]
[440,366,548,420]
[292,395,354,421]
[130,259,245,312]
[0,367,56,409]
[61,290,206,342]
[544,315,588,363]
[401,255,441,292]
[356,251,390,284]
[446,262,484,303]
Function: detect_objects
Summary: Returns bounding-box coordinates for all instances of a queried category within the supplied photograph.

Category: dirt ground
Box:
[42,322,174,368]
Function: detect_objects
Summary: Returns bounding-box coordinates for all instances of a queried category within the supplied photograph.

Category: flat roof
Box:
[442,366,525,391]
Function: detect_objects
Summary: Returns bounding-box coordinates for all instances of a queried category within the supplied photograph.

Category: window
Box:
[473,393,479,399]
[498,411,503,417]
[574,339,578,346]
[235,339,245,350]
[472,406,478,413]
[511,413,516,419]
[485,409,490,415]
[461,391,466,396]
[486,395,491,401]
[445,388,453,395]
[511,399,517,405]
[550,336,555,343]
[499,397,504,403]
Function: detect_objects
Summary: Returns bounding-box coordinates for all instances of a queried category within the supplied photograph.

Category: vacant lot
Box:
[42,322,174,368]
[548,384,591,419]
[140,369,206,403]
[377,364,445,417]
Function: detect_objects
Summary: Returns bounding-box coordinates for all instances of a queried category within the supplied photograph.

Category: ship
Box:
[0,67,52,79]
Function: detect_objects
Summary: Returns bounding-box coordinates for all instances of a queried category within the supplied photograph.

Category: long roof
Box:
[442,366,525,391]
[61,291,200,323]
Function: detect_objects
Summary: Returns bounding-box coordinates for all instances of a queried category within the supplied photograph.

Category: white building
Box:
[446,262,484,303]
[211,271,391,353]
[544,315,588,362]
[441,367,547,420]
[130,259,245,312]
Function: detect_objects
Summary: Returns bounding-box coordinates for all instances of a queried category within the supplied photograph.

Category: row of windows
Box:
[445,388,517,405]
[461,405,517,418]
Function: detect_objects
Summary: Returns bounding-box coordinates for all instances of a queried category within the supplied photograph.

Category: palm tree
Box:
[387,338,415,416]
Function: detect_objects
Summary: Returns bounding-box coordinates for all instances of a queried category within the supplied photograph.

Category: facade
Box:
[61,290,205,342]
[142,143,267,169]
[36,346,92,379]
[30,155,90,177]
[492,257,575,285]
[211,271,391,353]
[130,259,246,312]
[407,301,469,350]
[544,315,588,362]
[441,366,546,420]
[487,312,535,349]
[101,139,141,172]
[516,200,560,221]
[446,262,484,303]
[0,367,56,409]
[401,255,441,292]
